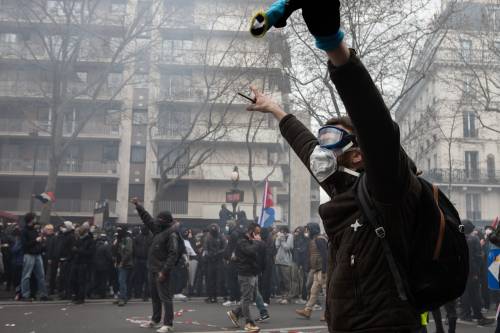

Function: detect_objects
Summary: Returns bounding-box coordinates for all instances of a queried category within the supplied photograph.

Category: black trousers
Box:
[461,275,483,319]
[225,261,240,301]
[431,301,457,333]
[133,260,149,298]
[92,269,110,298]
[70,263,88,301]
[58,260,72,298]
[47,260,58,295]
[206,259,223,299]
[149,271,173,326]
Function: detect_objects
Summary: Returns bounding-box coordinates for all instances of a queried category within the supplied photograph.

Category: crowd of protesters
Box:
[0,208,499,325]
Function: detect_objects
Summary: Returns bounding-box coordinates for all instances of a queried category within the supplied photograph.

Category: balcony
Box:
[423,168,500,185]
[0,119,120,139]
[0,198,117,216]
[157,200,188,215]
[0,159,119,178]
[436,48,500,67]
[152,162,283,183]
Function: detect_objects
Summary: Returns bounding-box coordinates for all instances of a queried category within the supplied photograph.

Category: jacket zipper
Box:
[351,254,362,308]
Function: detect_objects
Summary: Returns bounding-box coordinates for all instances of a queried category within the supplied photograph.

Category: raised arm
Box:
[131,198,159,234]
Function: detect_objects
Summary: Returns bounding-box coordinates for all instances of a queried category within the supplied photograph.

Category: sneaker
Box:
[244,322,260,332]
[118,300,126,306]
[263,303,268,307]
[174,294,187,301]
[255,314,270,323]
[227,310,240,328]
[477,318,495,326]
[294,299,307,305]
[140,321,161,328]
[312,304,322,311]
[156,325,174,333]
[222,300,236,307]
[278,299,289,305]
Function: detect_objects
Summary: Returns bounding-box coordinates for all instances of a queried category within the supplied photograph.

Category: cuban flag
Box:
[35,191,56,204]
[258,179,275,228]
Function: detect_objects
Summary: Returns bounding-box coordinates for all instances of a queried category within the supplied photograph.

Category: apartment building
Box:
[0,0,314,229]
[396,0,500,226]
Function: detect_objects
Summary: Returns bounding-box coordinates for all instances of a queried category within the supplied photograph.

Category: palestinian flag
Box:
[35,192,56,204]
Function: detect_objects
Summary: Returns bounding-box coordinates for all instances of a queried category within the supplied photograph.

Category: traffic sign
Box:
[488,249,500,290]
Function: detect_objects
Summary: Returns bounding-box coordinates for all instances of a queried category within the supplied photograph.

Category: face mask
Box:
[225,226,230,233]
[304,232,310,238]
[485,229,493,236]
[310,144,360,183]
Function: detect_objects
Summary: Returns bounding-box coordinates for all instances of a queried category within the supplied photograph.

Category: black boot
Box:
[447,318,456,333]
[432,309,444,333]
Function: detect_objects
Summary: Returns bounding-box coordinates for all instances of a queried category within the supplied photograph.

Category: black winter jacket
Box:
[94,241,113,271]
[204,232,226,262]
[57,231,75,261]
[136,204,181,274]
[466,234,482,277]
[21,227,42,255]
[279,51,421,332]
[235,234,261,276]
[133,233,152,261]
[72,233,95,265]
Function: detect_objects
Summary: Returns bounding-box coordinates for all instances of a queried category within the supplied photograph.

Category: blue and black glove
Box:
[302,1,344,51]
[250,0,301,38]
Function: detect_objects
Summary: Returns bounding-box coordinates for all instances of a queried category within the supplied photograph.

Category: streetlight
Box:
[226,166,243,216]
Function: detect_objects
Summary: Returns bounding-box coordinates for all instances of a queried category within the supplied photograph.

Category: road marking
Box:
[184,325,328,333]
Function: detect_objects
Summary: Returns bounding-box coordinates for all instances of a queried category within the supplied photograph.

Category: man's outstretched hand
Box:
[130,197,140,206]
[245,86,287,121]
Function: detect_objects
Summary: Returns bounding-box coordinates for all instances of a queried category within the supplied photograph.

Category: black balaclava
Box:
[209,224,219,237]
[157,211,174,231]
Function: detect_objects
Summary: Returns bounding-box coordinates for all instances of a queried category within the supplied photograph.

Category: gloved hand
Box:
[250,0,301,38]
[302,1,344,51]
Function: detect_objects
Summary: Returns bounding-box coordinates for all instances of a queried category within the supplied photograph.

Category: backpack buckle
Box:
[458,224,465,234]
[375,227,386,238]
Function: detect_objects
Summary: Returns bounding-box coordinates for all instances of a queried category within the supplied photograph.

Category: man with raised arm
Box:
[246,1,423,332]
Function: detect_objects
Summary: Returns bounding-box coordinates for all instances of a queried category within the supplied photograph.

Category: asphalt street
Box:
[0,299,496,333]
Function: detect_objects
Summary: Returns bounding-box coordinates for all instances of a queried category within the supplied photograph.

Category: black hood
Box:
[307,223,321,238]
[209,224,220,237]
[156,210,173,230]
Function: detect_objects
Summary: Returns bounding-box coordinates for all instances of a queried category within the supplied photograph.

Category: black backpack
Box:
[356,174,469,312]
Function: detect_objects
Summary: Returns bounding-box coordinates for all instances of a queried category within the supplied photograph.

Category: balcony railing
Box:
[0,159,118,176]
[0,119,119,137]
[436,48,500,66]
[156,200,188,215]
[423,168,500,184]
[0,198,116,214]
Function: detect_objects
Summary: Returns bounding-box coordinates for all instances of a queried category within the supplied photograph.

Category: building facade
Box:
[0,0,314,229]
[396,0,500,226]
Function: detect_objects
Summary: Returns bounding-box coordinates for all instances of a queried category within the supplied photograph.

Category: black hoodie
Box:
[21,225,42,255]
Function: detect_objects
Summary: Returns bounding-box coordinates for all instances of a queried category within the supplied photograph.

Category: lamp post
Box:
[230,166,240,215]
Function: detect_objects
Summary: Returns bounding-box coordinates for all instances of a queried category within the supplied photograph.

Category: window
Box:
[463,112,477,138]
[466,193,481,221]
[134,74,149,88]
[161,39,193,62]
[76,71,87,84]
[157,145,189,176]
[460,39,472,61]
[157,106,190,137]
[108,72,123,89]
[131,146,146,163]
[47,0,65,15]
[161,74,192,99]
[105,109,120,134]
[1,33,17,43]
[110,1,127,15]
[487,154,496,180]
[103,145,119,161]
[463,74,475,98]
[132,110,148,125]
[465,151,479,179]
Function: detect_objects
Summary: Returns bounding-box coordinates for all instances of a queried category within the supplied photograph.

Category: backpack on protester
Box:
[356,173,469,312]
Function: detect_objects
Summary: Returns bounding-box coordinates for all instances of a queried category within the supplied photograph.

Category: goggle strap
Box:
[340,141,354,153]
[338,167,360,178]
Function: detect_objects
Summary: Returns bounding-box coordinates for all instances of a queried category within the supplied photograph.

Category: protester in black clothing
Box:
[70,223,95,304]
[203,223,227,303]
[292,226,309,301]
[131,198,182,333]
[92,234,114,298]
[223,221,243,306]
[113,226,134,306]
[244,2,433,329]
[461,220,493,325]
[133,225,152,300]
[57,221,75,300]
[219,204,233,230]
[259,227,275,305]
[42,224,58,295]
[226,223,263,332]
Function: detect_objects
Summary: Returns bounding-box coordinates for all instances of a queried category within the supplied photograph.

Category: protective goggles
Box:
[317,125,356,150]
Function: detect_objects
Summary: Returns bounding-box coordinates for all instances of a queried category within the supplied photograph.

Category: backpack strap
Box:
[432,184,446,260]
[355,174,408,302]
